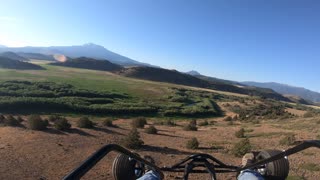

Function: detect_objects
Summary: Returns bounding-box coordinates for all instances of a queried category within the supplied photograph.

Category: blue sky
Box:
[1,0,320,91]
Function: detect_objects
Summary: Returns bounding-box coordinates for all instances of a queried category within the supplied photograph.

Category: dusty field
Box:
[0,117,319,180]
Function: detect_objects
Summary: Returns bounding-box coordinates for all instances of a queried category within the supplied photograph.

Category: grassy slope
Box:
[0,64,164,97]
[0,62,317,117]
[0,62,247,100]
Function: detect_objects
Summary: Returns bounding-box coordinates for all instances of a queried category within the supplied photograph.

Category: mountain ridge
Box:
[118,66,291,102]
[0,57,44,70]
[186,70,201,76]
[0,52,29,61]
[242,81,320,103]
[0,43,154,67]
[50,57,123,72]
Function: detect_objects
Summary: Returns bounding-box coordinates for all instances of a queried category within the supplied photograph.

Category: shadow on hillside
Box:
[93,127,124,136]
[157,133,182,138]
[45,128,67,135]
[66,128,95,137]
[112,126,127,130]
[15,124,27,129]
[197,147,226,153]
[141,145,193,155]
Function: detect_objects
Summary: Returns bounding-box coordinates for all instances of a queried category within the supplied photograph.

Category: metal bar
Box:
[169,153,238,169]
[159,169,237,173]
[63,140,319,179]
[63,144,164,180]
[183,163,193,180]
[203,160,216,180]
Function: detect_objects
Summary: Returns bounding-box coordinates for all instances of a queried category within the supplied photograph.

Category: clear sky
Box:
[1,0,320,91]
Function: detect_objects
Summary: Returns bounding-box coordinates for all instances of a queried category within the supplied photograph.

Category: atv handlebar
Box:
[63,140,320,180]
[63,144,164,180]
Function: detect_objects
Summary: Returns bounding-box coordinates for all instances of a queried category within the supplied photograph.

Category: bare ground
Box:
[0,117,319,180]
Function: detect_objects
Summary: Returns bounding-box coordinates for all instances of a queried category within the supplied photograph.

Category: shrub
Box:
[137,117,147,124]
[233,115,239,121]
[0,115,5,124]
[131,117,147,128]
[48,115,61,122]
[231,138,252,157]
[145,125,158,134]
[198,120,209,126]
[16,116,24,122]
[183,124,198,131]
[4,115,20,127]
[235,128,245,138]
[121,128,144,149]
[251,119,260,124]
[190,119,197,126]
[43,119,49,127]
[163,119,176,126]
[186,137,199,149]
[279,134,296,146]
[102,118,114,127]
[224,116,232,121]
[303,112,314,118]
[54,118,71,131]
[28,115,48,130]
[77,117,94,128]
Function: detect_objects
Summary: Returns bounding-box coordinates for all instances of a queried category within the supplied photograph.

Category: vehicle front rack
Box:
[63,140,320,180]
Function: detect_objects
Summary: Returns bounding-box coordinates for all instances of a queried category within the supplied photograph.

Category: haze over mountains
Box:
[1,43,319,103]
[51,57,123,72]
[242,82,320,103]
[187,71,320,103]
[0,43,152,67]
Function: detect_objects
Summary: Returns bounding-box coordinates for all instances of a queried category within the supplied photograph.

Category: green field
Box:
[0,63,230,117]
[1,62,317,119]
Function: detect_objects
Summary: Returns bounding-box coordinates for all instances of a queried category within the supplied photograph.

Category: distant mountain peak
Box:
[0,43,156,67]
[186,70,201,76]
[82,43,103,48]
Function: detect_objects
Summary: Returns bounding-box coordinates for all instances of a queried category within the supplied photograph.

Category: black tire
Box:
[256,150,289,180]
[112,153,136,180]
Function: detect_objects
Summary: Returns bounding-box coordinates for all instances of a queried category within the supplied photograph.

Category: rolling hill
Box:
[119,66,211,87]
[118,66,291,102]
[0,57,44,70]
[242,81,320,103]
[50,57,123,72]
[186,70,244,86]
[0,52,29,61]
[16,52,56,61]
[0,43,154,67]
